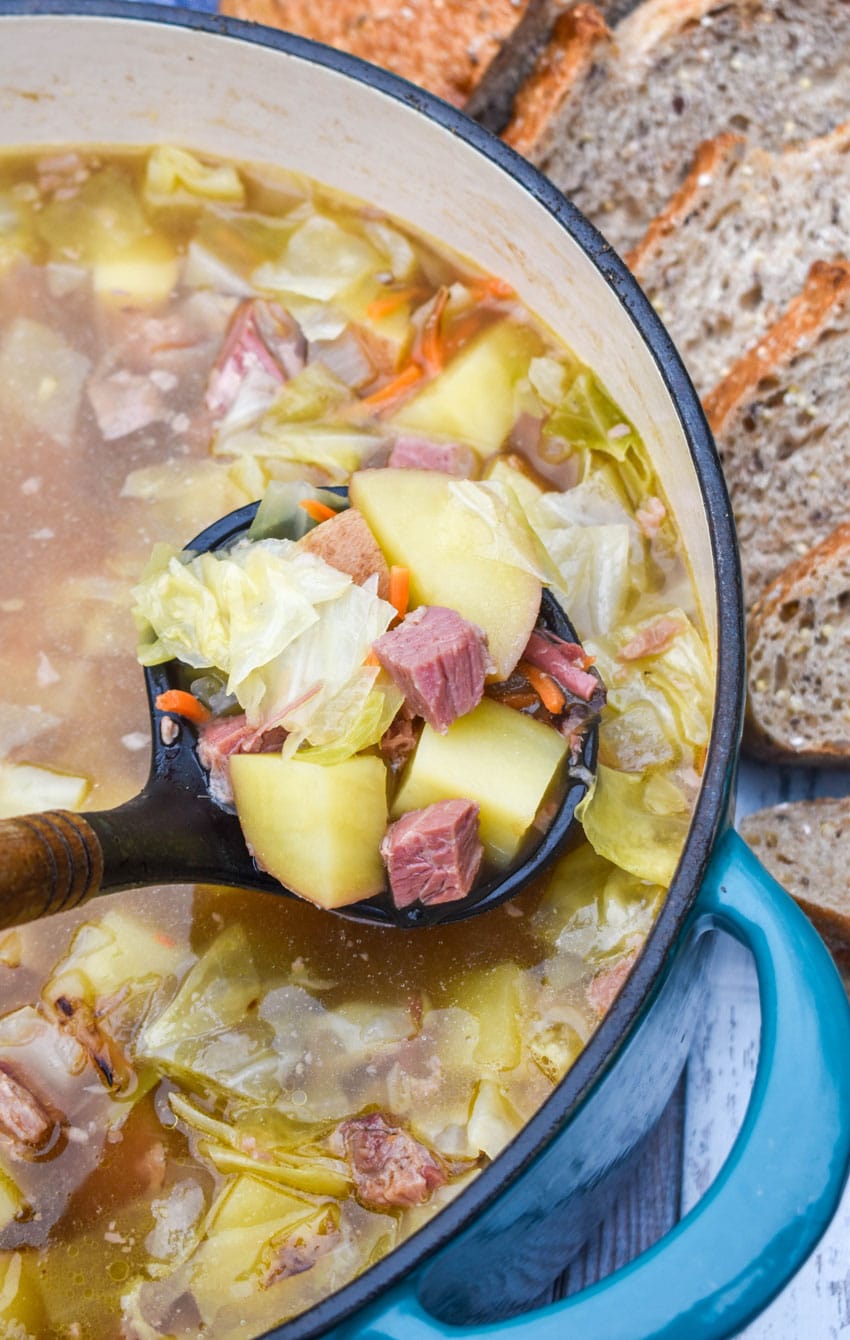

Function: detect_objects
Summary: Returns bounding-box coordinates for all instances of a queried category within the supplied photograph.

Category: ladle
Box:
[0,501,598,930]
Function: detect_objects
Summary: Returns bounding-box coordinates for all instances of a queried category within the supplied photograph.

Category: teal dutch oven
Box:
[1,5,848,1338]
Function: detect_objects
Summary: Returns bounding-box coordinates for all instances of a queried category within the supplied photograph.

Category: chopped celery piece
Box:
[0,761,88,820]
[144,146,245,207]
[390,320,543,455]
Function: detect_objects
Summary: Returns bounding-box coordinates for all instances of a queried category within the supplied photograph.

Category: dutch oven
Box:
[1,6,848,1338]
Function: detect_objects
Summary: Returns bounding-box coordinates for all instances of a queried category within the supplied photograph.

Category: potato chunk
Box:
[349,467,541,680]
[390,697,567,867]
[230,753,388,908]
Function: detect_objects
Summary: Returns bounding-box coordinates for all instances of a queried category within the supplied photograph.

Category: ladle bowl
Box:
[0,500,598,931]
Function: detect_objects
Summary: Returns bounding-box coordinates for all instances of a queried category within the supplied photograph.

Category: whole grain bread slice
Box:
[740,797,850,973]
[746,523,850,763]
[219,0,558,114]
[502,0,850,258]
[703,260,850,609]
[627,124,850,393]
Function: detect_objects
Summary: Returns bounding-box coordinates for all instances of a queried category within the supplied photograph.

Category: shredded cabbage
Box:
[253,214,383,301]
[577,764,689,886]
[144,146,245,207]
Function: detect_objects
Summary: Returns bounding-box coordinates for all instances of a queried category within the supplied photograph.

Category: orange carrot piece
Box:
[298,498,337,524]
[522,663,566,715]
[364,649,381,667]
[359,362,424,411]
[419,287,449,374]
[154,689,211,724]
[365,286,426,320]
[389,566,410,618]
[469,275,514,302]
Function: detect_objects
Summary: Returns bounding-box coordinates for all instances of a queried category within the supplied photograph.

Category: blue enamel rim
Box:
[0,5,746,1335]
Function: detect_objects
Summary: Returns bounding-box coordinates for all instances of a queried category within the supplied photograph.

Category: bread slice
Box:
[703,260,850,610]
[740,798,850,974]
[628,124,850,393]
[746,523,850,763]
[219,0,556,113]
[502,0,850,258]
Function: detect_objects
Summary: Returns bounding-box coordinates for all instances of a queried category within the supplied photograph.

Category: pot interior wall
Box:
[0,11,717,655]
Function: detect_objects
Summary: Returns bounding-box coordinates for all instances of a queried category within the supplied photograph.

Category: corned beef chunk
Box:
[379,701,420,772]
[522,629,599,702]
[372,605,491,733]
[206,298,305,417]
[197,713,287,806]
[332,1112,447,1210]
[387,434,477,477]
[381,798,483,908]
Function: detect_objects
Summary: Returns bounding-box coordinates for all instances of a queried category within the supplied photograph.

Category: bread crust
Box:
[625,133,743,274]
[703,260,850,434]
[219,0,536,107]
[501,4,611,156]
[746,521,850,763]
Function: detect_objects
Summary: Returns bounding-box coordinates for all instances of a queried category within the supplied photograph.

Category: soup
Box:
[0,145,712,1338]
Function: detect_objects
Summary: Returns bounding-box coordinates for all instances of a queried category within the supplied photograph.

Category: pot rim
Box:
[0,3,747,1332]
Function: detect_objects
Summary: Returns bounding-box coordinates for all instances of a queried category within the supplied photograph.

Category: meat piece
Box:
[586,948,640,1017]
[52,996,132,1093]
[373,605,491,733]
[387,434,477,477]
[206,298,306,417]
[379,701,419,772]
[87,368,167,441]
[0,1065,54,1150]
[522,629,599,703]
[299,507,391,600]
[197,713,287,805]
[381,799,483,908]
[618,615,685,663]
[333,1112,447,1210]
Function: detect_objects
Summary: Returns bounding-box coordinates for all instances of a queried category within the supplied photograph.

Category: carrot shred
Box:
[154,689,211,724]
[363,649,381,667]
[419,287,449,375]
[521,663,566,715]
[365,286,427,320]
[695,744,708,776]
[359,361,424,411]
[469,275,514,302]
[298,498,337,524]
[389,566,410,618]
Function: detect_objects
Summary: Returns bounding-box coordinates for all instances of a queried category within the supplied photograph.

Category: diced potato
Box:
[0,761,88,820]
[0,316,91,448]
[349,467,542,679]
[230,753,388,908]
[391,697,567,867]
[0,1250,46,1332]
[93,234,180,306]
[463,964,522,1069]
[390,320,543,455]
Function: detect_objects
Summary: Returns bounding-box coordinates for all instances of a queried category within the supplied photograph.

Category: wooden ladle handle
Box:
[0,811,104,929]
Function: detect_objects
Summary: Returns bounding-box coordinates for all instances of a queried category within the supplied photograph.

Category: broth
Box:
[0,145,713,1338]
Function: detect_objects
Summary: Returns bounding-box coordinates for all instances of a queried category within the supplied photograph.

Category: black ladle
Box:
[0,502,598,931]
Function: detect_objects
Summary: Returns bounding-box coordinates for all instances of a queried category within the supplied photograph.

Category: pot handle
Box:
[338,828,850,1340]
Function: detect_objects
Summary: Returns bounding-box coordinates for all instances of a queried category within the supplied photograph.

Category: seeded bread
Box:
[740,798,850,977]
[502,0,850,258]
[746,523,850,763]
[627,124,850,393]
[702,260,850,610]
[219,0,557,113]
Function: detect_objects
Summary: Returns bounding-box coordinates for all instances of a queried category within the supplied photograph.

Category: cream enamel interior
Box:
[0,13,717,656]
